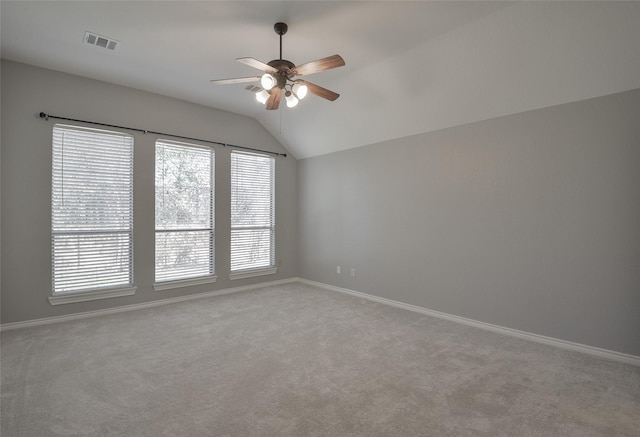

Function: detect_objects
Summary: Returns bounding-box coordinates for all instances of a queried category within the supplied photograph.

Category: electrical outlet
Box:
[337,266,341,274]
[351,268,356,277]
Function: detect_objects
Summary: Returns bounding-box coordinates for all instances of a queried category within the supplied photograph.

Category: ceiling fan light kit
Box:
[211,22,345,110]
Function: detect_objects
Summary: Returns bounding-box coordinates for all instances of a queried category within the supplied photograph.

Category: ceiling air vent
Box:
[245,84,264,93]
[84,31,118,50]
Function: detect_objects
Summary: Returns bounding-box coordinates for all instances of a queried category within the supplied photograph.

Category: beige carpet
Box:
[2,282,639,436]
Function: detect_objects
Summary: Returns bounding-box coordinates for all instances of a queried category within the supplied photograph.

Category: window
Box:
[51,125,134,299]
[230,151,276,278]
[155,140,215,286]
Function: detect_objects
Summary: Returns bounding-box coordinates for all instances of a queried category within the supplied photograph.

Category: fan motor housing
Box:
[267,59,296,86]
[267,59,295,71]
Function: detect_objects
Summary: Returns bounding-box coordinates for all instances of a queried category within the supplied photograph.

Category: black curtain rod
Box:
[39,112,287,158]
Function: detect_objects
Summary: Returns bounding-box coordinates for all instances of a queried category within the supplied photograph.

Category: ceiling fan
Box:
[210,22,345,110]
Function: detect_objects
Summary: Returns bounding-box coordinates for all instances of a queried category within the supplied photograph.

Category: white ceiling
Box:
[2,1,640,159]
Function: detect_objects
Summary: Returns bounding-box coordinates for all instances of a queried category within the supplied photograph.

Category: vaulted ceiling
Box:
[2,1,640,159]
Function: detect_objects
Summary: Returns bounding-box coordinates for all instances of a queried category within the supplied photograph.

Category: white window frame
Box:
[49,124,136,305]
[230,151,276,279]
[154,140,216,290]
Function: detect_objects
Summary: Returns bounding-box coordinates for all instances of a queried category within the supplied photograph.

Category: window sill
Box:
[229,267,278,281]
[154,275,218,292]
[49,286,137,306]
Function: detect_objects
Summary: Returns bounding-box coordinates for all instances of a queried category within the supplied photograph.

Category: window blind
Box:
[155,141,214,282]
[51,124,134,294]
[230,151,275,271]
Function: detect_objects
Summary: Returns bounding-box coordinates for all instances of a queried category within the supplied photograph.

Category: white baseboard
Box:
[298,278,640,367]
[0,277,298,332]
[4,276,639,367]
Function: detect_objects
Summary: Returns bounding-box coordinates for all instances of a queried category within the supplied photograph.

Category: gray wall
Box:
[3,58,640,358]
[298,89,640,357]
[1,60,298,324]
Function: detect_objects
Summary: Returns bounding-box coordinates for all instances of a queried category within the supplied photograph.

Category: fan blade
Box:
[293,55,345,76]
[266,88,282,110]
[236,57,277,74]
[298,80,340,101]
[210,76,260,85]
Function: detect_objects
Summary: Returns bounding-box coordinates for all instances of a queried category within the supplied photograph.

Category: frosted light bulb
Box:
[292,82,308,99]
[260,74,275,91]
[285,91,299,108]
[256,90,270,104]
